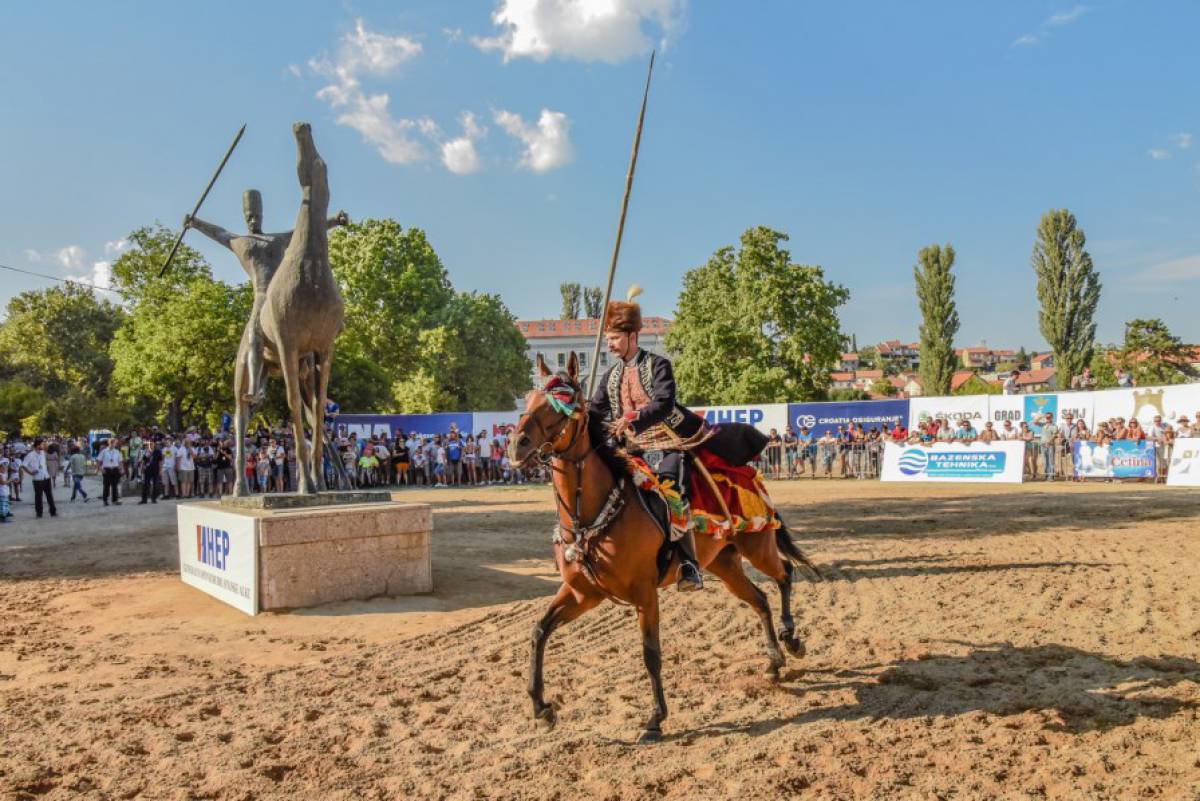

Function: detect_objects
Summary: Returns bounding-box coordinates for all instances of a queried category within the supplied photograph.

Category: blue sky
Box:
[2,1,1198,350]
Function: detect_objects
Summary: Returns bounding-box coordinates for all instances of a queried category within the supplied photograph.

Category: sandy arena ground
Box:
[2,476,1199,800]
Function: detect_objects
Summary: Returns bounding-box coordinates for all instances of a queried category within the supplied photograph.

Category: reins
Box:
[516,382,631,603]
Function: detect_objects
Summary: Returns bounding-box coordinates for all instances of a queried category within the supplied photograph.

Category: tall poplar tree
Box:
[559,282,581,319]
[582,286,604,318]
[914,244,960,396]
[1032,209,1101,388]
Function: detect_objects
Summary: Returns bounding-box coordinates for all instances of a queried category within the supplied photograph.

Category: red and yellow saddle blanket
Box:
[625,449,779,540]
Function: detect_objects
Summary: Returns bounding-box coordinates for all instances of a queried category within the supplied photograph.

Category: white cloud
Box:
[494,108,573,172]
[310,19,427,165]
[1013,5,1089,47]
[23,248,42,262]
[90,260,113,290]
[1048,5,1088,25]
[474,0,685,63]
[1171,132,1193,149]
[1140,255,1200,282]
[442,27,465,43]
[56,245,87,270]
[104,238,130,256]
[439,112,486,175]
[287,63,302,78]
[1147,148,1171,160]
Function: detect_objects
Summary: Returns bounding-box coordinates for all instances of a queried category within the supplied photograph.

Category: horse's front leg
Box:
[635,594,668,743]
[529,583,597,729]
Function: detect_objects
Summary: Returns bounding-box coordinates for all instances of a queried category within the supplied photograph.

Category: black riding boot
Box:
[676,529,704,592]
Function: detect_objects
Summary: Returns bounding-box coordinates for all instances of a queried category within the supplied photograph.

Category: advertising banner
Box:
[1088,386,1200,427]
[1167,437,1200,486]
[690,403,789,435]
[472,411,522,440]
[1072,439,1157,479]
[880,441,1025,483]
[177,504,258,615]
[336,413,474,440]
[788,399,910,437]
[908,396,988,430]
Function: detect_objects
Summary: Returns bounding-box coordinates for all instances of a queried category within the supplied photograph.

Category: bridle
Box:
[515,378,628,591]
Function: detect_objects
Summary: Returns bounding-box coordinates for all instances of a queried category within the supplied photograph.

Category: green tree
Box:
[0,379,47,438]
[667,226,849,404]
[829,388,870,401]
[1089,349,1119,388]
[1119,318,1197,385]
[870,377,898,397]
[392,293,531,412]
[582,286,604,318]
[856,346,879,370]
[329,219,454,380]
[914,244,960,396]
[559,282,581,319]
[1032,209,1102,388]
[110,277,251,430]
[111,224,211,301]
[0,283,124,398]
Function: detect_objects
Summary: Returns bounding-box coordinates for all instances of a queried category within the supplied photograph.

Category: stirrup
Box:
[677,560,704,593]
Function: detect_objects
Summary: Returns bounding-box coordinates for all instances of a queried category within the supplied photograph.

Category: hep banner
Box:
[788,399,910,437]
[689,403,789,436]
[880,441,1025,483]
[1073,439,1157,479]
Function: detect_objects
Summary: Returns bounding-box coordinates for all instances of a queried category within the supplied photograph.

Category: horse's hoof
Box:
[637,728,661,744]
[535,706,557,730]
[783,636,806,657]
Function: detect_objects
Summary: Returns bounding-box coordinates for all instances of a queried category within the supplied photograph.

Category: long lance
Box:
[586,51,655,398]
[159,123,247,277]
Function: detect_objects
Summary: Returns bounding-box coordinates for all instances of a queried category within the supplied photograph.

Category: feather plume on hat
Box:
[604,284,644,333]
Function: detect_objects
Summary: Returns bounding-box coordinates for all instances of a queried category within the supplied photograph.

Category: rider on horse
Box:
[588,286,712,592]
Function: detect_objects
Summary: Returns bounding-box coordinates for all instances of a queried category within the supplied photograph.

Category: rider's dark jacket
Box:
[587,348,767,468]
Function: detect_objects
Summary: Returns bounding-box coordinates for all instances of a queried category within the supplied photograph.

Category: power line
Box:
[0,261,126,296]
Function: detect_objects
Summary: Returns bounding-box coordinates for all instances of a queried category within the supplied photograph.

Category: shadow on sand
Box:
[671,641,1200,741]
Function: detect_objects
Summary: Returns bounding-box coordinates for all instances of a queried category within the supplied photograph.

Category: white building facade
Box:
[516,317,673,388]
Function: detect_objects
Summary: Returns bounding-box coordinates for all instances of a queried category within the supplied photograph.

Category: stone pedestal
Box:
[178,499,432,615]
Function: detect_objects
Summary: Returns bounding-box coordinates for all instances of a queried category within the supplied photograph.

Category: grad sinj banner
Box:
[880,441,1024,484]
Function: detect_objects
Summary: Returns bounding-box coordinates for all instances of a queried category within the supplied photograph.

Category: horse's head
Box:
[509,352,588,467]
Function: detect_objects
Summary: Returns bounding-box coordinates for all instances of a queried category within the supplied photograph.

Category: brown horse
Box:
[509,352,816,743]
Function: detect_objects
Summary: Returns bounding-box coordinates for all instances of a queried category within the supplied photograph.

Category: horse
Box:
[509,352,817,743]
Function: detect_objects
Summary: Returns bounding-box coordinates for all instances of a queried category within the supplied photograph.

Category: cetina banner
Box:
[1167,437,1200,486]
[880,441,1024,484]
[789,399,910,437]
[690,403,789,436]
[1072,439,1157,479]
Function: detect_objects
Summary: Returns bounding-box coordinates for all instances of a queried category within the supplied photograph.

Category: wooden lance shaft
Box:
[586,51,655,398]
[159,123,246,277]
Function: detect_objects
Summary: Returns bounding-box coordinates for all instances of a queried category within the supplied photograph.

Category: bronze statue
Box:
[184,122,346,495]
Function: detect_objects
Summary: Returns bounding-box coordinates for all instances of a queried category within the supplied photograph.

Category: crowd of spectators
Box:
[753,408,1198,482]
[0,421,547,522]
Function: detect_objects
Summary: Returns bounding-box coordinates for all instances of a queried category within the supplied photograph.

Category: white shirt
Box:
[479,439,491,459]
[23,450,49,481]
[999,427,1021,441]
[98,447,123,469]
[178,446,195,471]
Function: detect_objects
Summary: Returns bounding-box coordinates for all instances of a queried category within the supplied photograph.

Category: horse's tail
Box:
[775,516,823,581]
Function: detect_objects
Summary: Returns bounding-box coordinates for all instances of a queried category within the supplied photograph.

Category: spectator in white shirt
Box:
[22,438,57,518]
[98,438,124,506]
[1002,370,1020,396]
[178,442,196,498]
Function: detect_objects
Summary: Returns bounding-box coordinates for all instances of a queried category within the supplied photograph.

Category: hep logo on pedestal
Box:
[196,525,231,570]
[898,449,929,476]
